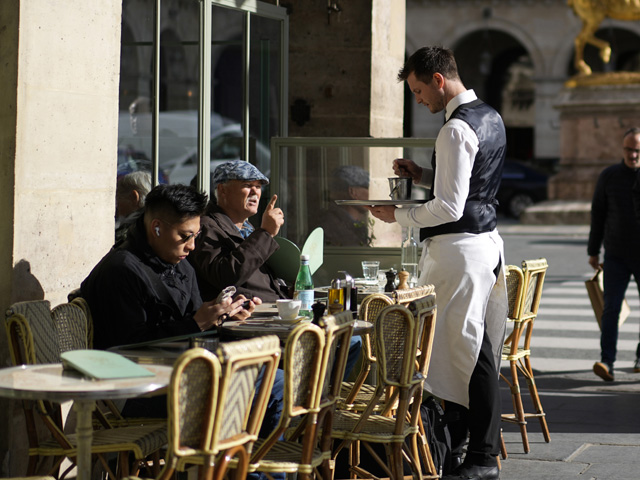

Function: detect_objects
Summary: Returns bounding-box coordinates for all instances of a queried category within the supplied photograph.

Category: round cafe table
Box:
[220,317,373,343]
[0,363,171,480]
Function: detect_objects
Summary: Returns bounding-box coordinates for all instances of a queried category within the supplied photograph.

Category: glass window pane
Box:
[249,14,282,177]
[118,6,154,188]
[159,0,200,186]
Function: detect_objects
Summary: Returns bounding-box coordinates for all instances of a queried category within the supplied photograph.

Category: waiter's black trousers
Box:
[444,322,502,467]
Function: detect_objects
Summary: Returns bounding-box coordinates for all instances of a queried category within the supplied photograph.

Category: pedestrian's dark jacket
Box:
[588,161,640,260]
[188,203,289,302]
[81,216,202,350]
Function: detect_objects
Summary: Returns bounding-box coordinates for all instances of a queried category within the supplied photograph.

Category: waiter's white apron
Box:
[418,229,508,408]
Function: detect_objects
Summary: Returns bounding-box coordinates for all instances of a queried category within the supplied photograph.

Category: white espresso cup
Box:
[276,299,302,320]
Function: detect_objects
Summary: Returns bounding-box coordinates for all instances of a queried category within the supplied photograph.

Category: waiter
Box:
[368,46,507,480]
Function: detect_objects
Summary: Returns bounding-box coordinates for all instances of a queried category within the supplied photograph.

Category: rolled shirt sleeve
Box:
[395,119,479,229]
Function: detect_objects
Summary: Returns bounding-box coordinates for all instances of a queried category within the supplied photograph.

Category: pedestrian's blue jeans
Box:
[601,253,640,366]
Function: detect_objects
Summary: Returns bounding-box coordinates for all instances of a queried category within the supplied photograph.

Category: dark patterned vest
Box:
[419,98,506,241]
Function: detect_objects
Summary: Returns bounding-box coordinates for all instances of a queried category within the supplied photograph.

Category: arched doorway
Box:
[454,30,535,162]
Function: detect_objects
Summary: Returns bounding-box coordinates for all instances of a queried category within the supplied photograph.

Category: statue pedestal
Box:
[521,81,640,225]
[550,82,640,201]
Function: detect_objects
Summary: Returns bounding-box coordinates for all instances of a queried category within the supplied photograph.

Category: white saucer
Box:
[272,315,305,324]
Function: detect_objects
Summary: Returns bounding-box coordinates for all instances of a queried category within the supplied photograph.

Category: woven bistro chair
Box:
[296,312,355,480]
[500,258,550,453]
[330,302,432,480]
[65,296,163,429]
[169,335,282,480]
[338,293,393,411]
[157,347,221,480]
[339,285,436,413]
[5,300,167,480]
[247,322,326,480]
[405,294,439,478]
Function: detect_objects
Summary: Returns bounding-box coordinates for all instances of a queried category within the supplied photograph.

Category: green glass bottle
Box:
[294,254,314,317]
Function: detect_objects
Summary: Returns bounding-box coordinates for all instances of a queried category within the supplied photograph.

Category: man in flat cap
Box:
[311,165,373,247]
[189,160,288,302]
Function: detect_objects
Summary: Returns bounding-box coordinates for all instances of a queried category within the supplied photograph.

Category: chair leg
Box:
[390,442,404,480]
[416,415,438,477]
[349,441,360,479]
[499,428,508,459]
[522,356,551,443]
[509,361,530,453]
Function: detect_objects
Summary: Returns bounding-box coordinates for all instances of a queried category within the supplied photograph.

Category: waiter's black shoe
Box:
[450,454,464,472]
[442,464,500,480]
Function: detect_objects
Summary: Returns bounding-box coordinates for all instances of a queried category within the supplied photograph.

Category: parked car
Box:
[117,145,169,184]
[497,160,548,218]
[163,124,271,186]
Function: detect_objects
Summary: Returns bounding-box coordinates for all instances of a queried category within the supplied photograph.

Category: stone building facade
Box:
[406,0,640,200]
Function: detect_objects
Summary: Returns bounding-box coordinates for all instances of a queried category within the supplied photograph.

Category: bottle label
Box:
[294,290,314,313]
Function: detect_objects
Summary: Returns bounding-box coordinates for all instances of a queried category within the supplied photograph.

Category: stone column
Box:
[0,1,122,474]
[287,0,406,248]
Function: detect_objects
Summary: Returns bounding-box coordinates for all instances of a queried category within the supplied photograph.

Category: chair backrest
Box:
[503,258,548,357]
[70,296,94,348]
[6,300,58,365]
[505,265,525,321]
[213,334,281,454]
[318,311,356,407]
[375,304,419,388]
[521,258,548,319]
[250,322,325,464]
[373,303,425,429]
[393,284,435,306]
[520,258,548,349]
[359,293,393,322]
[51,302,90,354]
[165,348,221,463]
[407,293,437,378]
[6,300,91,365]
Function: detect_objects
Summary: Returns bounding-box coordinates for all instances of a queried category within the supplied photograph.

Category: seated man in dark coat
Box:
[82,183,250,350]
[80,185,283,449]
[188,160,288,302]
[189,161,362,379]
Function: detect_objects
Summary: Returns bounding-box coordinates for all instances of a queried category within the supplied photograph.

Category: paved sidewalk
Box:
[490,221,640,479]
[498,359,640,479]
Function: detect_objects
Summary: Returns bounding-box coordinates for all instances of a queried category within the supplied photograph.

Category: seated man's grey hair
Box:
[118,171,152,207]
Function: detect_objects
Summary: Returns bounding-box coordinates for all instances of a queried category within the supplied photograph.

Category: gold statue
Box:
[569,0,640,75]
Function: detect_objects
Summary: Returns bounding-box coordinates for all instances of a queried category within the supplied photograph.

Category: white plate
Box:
[272,315,306,324]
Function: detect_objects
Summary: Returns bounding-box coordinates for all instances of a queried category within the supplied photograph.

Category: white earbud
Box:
[155,226,160,237]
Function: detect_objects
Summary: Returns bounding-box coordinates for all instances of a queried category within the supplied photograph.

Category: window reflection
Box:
[117,0,285,194]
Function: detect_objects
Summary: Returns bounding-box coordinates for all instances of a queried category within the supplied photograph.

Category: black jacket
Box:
[588,161,640,260]
[81,216,202,349]
[189,204,288,302]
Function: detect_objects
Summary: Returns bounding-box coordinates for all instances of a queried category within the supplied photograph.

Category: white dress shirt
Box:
[395,89,480,228]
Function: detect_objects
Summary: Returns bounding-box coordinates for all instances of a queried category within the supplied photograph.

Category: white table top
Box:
[0,363,172,402]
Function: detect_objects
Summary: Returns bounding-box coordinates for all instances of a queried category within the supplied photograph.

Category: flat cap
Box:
[212,160,269,188]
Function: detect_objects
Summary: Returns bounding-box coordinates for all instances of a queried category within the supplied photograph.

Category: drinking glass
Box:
[361,260,380,283]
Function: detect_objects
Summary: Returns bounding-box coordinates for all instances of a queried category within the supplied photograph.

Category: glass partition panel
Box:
[271,138,435,249]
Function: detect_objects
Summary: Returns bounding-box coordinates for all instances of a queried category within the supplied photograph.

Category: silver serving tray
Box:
[335,199,427,206]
